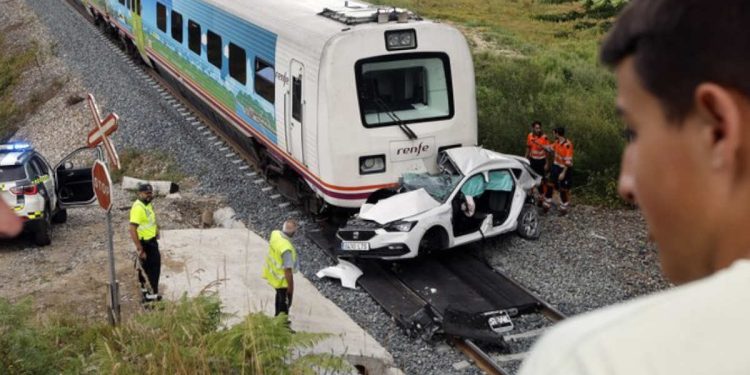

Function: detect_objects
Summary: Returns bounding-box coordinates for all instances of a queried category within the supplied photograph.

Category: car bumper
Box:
[336,227,419,260]
[335,241,412,258]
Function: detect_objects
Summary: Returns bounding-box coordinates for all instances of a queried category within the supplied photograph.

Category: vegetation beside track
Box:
[0,295,346,374]
[373,0,628,205]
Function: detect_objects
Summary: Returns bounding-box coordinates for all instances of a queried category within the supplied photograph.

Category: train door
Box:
[287,60,304,164]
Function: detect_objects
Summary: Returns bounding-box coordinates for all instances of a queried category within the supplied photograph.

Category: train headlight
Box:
[359,155,386,175]
[385,29,416,51]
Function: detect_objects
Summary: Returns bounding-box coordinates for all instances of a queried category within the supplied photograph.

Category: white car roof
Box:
[443,146,526,175]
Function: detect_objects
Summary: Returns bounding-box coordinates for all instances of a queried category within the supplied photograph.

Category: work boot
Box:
[542,199,552,214]
[559,203,569,216]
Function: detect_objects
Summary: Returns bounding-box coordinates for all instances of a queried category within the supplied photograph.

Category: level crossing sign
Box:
[92,160,112,212]
[86,94,121,170]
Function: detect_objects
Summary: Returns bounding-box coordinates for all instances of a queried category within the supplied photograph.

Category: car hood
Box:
[359,188,441,225]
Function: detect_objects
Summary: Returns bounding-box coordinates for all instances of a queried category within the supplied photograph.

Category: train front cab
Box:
[315,22,478,208]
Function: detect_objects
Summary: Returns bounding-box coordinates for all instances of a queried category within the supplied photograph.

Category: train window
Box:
[254,58,275,104]
[228,43,246,84]
[118,0,124,5]
[171,11,183,43]
[188,20,201,55]
[292,76,302,122]
[135,0,141,15]
[207,30,222,69]
[156,3,167,33]
[355,52,454,128]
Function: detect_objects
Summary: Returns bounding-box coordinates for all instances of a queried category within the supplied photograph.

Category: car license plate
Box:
[341,241,369,251]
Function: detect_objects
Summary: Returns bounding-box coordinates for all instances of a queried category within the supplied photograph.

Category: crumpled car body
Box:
[336,146,542,260]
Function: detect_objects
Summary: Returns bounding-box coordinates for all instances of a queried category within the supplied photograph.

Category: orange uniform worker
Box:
[543,127,574,215]
[525,121,551,199]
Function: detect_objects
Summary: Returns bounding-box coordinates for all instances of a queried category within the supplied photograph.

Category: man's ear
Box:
[694,83,742,171]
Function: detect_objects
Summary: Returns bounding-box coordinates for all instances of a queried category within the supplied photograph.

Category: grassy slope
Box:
[375,0,624,204]
[0,35,38,140]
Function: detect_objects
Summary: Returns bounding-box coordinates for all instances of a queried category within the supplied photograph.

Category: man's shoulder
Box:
[130,200,145,213]
[520,260,750,374]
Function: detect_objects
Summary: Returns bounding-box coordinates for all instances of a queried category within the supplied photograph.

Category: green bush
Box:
[0,295,348,374]
[475,48,624,205]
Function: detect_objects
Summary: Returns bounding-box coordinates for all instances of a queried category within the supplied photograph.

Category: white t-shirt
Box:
[519,259,750,375]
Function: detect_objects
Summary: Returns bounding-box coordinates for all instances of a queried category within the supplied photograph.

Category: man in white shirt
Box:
[519,1,750,374]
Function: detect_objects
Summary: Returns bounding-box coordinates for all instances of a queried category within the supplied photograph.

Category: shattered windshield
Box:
[401,171,462,203]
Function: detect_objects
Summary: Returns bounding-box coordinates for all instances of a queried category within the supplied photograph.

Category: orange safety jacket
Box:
[527,133,550,160]
[553,139,574,167]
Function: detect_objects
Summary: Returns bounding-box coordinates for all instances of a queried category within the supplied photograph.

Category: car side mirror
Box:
[64,161,73,170]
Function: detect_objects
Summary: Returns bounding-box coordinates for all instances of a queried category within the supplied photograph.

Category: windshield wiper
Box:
[372,96,418,140]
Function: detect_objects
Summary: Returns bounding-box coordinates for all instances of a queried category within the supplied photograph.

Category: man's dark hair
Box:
[532,121,542,127]
[601,0,750,121]
[554,127,565,137]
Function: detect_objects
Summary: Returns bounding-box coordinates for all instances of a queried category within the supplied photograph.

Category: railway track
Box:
[62,2,566,373]
[310,224,566,374]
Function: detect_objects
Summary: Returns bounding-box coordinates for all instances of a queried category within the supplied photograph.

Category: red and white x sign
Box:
[87,94,121,171]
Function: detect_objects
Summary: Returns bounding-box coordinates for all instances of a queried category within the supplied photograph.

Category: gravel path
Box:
[484,205,668,317]
[14,1,671,374]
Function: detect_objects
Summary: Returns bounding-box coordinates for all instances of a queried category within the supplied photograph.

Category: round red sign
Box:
[92,160,112,211]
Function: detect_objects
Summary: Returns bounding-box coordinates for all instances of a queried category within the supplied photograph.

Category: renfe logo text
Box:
[396,142,431,157]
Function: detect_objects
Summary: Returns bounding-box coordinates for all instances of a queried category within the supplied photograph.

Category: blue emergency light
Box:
[0,142,32,152]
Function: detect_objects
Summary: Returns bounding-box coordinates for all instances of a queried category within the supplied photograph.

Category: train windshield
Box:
[356,52,454,128]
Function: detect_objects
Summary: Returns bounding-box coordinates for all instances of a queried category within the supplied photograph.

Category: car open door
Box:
[54,147,102,207]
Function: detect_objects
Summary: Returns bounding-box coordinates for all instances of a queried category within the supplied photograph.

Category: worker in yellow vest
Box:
[262,219,299,317]
[129,183,161,303]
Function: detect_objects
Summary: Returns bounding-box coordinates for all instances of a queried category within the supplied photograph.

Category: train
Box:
[80,0,478,212]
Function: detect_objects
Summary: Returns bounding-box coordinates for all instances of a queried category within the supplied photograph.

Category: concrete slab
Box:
[159,228,403,375]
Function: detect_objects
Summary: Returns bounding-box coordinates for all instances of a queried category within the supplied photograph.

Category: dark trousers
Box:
[274,288,292,316]
[138,239,161,295]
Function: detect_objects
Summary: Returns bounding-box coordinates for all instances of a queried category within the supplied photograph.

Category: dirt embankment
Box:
[0,0,222,322]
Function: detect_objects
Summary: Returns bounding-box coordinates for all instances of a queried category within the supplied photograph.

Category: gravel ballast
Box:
[12,1,671,373]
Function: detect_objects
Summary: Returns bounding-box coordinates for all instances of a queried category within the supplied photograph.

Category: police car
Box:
[0,143,99,246]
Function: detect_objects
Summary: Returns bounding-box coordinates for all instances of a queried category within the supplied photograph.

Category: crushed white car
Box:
[336,146,541,260]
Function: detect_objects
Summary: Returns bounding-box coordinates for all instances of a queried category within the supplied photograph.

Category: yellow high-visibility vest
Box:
[262,230,297,289]
[130,200,157,240]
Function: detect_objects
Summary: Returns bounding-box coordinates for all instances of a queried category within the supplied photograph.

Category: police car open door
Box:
[54,147,101,207]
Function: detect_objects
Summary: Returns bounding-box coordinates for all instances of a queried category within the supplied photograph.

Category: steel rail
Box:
[454,338,510,375]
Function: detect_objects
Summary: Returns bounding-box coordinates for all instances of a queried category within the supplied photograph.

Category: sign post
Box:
[94,156,120,325]
[86,93,122,325]
[87,94,121,170]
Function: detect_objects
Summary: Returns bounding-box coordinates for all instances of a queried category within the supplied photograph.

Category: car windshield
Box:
[0,165,26,182]
[401,171,462,202]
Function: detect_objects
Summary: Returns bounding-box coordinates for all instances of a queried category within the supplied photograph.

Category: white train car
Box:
[84,0,478,210]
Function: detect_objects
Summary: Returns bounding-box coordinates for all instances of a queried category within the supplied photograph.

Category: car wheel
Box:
[32,209,52,247]
[418,227,445,256]
[517,203,540,240]
[51,208,67,224]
